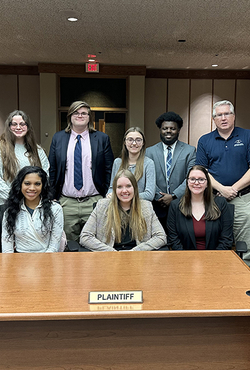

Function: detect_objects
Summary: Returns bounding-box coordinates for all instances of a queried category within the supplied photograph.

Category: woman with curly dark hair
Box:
[2,166,63,253]
[0,110,49,205]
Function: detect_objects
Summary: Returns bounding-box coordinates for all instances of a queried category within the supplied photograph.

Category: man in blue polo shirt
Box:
[196,100,250,264]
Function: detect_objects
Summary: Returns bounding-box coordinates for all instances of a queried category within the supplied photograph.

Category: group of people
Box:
[0,100,249,263]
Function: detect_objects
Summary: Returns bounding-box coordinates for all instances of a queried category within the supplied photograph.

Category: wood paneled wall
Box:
[0,75,18,136]
[145,77,250,148]
[1,65,250,152]
[0,75,40,141]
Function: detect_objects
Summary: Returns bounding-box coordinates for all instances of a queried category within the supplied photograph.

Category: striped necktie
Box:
[74,134,83,190]
[166,146,172,193]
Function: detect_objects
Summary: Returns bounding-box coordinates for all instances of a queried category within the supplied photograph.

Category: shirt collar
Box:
[162,140,178,152]
[215,127,238,140]
[71,129,89,139]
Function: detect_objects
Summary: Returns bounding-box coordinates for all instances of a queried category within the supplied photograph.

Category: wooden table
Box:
[1,250,250,369]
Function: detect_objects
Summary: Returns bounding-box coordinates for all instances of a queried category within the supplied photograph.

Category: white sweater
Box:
[2,200,64,253]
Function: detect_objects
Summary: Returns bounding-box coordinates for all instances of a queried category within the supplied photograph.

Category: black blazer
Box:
[48,130,114,200]
[167,196,233,250]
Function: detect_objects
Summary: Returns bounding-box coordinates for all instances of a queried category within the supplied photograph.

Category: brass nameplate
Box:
[89,291,143,304]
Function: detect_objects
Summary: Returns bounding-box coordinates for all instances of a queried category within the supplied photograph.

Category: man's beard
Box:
[160,133,179,146]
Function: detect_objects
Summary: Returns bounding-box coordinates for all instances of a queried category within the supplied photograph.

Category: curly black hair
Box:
[155,111,183,129]
[5,166,54,238]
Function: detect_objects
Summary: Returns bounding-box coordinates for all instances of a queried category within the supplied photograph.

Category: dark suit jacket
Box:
[167,196,234,250]
[146,140,196,218]
[48,130,114,200]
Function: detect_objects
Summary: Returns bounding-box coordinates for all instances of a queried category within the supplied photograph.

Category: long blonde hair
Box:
[106,170,147,243]
[0,110,42,182]
[118,127,146,181]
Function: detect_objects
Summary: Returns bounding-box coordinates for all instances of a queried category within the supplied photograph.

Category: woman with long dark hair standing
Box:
[0,110,49,205]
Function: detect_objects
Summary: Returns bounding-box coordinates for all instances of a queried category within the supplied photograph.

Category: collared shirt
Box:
[196,127,250,186]
[62,129,99,198]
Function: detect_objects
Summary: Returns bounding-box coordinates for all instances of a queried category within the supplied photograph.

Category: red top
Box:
[192,214,206,250]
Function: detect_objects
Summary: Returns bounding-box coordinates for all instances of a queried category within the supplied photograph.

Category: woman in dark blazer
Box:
[167,165,233,250]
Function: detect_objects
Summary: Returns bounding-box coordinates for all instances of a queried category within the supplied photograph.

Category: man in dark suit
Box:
[49,101,114,241]
[146,111,196,229]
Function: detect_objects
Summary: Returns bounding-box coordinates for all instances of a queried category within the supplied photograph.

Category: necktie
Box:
[74,135,83,190]
[166,146,172,193]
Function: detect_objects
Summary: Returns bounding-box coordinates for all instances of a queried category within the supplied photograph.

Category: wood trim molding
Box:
[1,64,249,80]
[146,69,250,79]
[38,63,146,76]
[0,66,39,75]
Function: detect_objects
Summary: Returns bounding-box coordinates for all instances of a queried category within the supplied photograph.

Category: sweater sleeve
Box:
[132,201,167,251]
[0,156,11,204]
[80,201,116,252]
[138,157,156,201]
[38,146,50,175]
[46,203,64,253]
[107,158,121,195]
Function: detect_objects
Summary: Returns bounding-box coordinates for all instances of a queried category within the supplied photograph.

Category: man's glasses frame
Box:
[72,112,89,117]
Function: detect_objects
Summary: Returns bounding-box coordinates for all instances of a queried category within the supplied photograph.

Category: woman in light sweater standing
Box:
[107,127,155,201]
[0,110,49,205]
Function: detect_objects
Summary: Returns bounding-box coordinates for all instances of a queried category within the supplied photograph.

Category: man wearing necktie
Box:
[146,111,196,230]
[49,101,114,242]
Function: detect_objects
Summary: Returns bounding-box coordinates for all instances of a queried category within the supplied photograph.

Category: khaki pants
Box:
[60,194,102,242]
[230,192,250,266]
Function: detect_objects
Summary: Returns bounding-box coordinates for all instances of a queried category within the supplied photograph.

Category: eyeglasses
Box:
[10,122,27,128]
[72,112,89,117]
[214,112,233,118]
[125,138,143,144]
[188,178,207,184]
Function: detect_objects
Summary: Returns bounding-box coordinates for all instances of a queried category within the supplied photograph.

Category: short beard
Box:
[160,133,179,146]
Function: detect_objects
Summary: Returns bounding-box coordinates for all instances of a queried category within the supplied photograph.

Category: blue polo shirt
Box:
[196,127,250,186]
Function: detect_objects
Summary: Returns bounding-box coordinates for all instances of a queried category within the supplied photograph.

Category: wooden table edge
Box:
[1,308,250,321]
